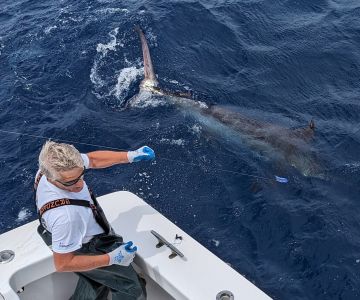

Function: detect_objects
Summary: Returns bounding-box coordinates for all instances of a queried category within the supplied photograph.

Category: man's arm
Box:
[87,151,129,169]
[87,146,155,169]
[53,251,110,272]
[53,242,137,272]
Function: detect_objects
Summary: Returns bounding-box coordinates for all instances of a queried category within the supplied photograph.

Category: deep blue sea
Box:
[1,0,360,299]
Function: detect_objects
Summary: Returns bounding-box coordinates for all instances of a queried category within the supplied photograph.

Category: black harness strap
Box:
[39,199,94,217]
[34,173,113,235]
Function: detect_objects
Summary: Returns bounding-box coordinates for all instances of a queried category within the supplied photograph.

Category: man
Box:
[34,141,155,300]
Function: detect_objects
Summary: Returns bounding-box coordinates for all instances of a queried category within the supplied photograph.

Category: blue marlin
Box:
[129,27,322,178]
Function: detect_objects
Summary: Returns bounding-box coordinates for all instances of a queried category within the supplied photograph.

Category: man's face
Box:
[55,167,85,193]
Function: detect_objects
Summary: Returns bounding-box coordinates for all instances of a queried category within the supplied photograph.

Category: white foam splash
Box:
[17,208,31,222]
[91,27,134,100]
[96,28,120,55]
[344,162,360,168]
[68,16,84,22]
[97,8,129,14]
[128,90,167,108]
[90,59,106,89]
[160,138,186,146]
[343,162,360,173]
[90,26,162,107]
[211,239,220,247]
[139,172,150,179]
[146,30,158,46]
[111,66,143,99]
[96,0,116,3]
[189,124,202,135]
[132,97,167,108]
[169,79,180,84]
[44,25,57,35]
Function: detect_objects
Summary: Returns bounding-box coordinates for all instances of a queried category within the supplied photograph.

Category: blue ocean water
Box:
[1,0,360,299]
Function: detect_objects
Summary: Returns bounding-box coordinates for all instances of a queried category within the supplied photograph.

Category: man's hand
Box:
[108,241,138,266]
[127,146,155,163]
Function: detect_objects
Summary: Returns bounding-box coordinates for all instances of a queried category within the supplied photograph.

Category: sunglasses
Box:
[56,167,85,187]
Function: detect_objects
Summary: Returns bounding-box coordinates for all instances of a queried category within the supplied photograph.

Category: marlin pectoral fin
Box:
[152,86,193,99]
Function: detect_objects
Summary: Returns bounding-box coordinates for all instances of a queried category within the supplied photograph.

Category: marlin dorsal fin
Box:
[135,26,158,89]
[290,119,315,142]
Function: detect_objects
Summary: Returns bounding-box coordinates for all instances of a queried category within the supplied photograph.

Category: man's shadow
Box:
[110,203,169,260]
[109,203,183,287]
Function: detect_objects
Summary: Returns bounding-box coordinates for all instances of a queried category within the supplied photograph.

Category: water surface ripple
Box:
[0,1,359,299]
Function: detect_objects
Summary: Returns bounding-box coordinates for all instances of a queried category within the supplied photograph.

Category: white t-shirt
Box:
[35,154,104,253]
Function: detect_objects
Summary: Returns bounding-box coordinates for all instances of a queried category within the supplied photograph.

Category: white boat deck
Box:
[0,191,272,300]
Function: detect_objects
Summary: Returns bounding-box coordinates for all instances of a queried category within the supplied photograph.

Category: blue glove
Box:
[127,146,155,163]
[108,241,138,266]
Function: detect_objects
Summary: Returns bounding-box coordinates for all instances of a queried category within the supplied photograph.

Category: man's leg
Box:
[71,234,146,300]
[76,264,145,300]
[70,274,110,300]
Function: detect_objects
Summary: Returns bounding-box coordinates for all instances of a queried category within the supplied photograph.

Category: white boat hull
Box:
[0,191,272,300]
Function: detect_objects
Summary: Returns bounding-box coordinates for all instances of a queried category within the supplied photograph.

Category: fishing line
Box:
[159,157,274,181]
[0,129,125,151]
[0,128,288,183]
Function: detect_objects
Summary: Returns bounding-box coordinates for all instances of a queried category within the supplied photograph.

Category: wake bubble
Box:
[44,25,57,35]
[90,60,106,89]
[189,124,202,136]
[160,138,186,146]
[96,0,117,3]
[0,39,4,56]
[16,208,31,223]
[163,77,191,92]
[211,239,220,247]
[96,8,129,15]
[343,162,360,174]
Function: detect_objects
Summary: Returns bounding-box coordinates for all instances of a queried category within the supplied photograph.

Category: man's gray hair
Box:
[39,141,84,179]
